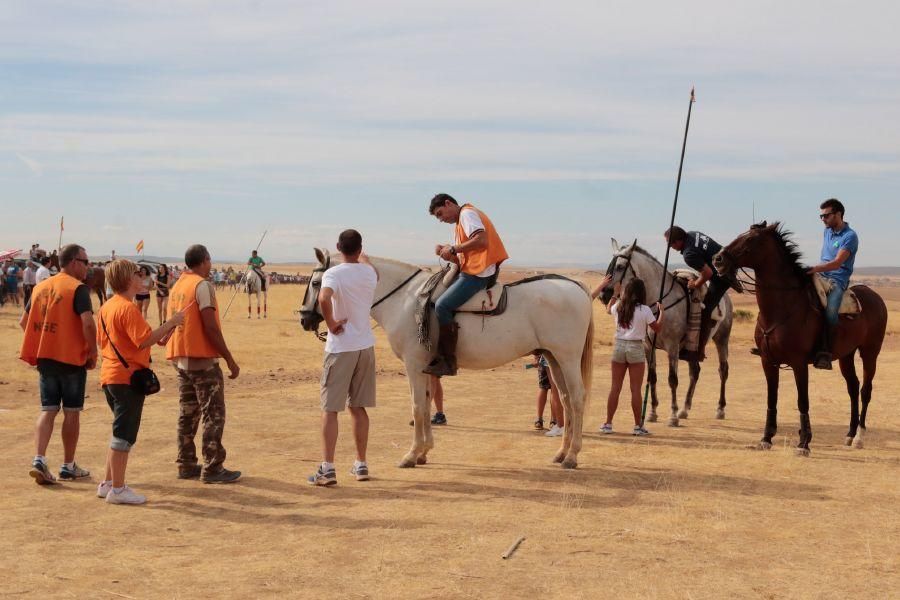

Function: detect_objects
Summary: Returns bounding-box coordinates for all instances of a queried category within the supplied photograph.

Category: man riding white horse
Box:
[425,194,509,377]
[247,250,267,292]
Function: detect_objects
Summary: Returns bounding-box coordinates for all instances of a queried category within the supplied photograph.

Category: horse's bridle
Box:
[608,248,686,312]
[301,253,423,343]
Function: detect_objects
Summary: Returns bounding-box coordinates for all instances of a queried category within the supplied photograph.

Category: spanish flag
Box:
[136,240,144,254]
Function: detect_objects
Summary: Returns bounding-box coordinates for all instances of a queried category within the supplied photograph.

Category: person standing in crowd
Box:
[19,244,97,485]
[134,265,154,320]
[5,260,21,306]
[155,263,171,326]
[97,259,185,504]
[167,244,242,484]
[22,260,36,305]
[532,353,565,436]
[598,278,664,436]
[309,230,378,486]
[36,256,52,284]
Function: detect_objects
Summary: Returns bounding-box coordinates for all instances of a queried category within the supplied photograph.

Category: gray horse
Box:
[602,239,733,425]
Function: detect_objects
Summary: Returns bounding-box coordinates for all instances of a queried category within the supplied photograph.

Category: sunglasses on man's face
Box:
[819,212,835,220]
[74,258,90,265]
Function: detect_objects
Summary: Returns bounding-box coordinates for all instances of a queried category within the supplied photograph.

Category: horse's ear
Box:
[610,238,620,252]
[314,247,326,265]
[626,239,637,253]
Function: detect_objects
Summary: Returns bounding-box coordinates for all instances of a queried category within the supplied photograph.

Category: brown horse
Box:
[713,222,887,455]
[84,265,107,306]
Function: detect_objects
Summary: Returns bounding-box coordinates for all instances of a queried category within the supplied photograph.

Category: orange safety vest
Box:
[19,272,90,367]
[98,295,152,385]
[166,272,221,360]
[454,203,509,276]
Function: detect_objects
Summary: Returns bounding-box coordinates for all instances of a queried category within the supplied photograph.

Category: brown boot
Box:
[813,324,837,370]
[423,322,459,377]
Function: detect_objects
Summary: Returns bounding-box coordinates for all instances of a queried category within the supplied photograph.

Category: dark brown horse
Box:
[84,265,107,306]
[713,222,887,455]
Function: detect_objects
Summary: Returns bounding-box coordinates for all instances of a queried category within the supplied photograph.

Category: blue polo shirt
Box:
[821,223,858,289]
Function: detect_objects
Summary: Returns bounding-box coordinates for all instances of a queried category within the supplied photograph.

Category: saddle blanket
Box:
[813,275,861,315]
[672,268,726,353]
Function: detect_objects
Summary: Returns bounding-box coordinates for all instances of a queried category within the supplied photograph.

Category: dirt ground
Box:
[1,267,898,599]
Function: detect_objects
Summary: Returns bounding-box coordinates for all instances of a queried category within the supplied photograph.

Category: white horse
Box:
[245,268,267,319]
[299,249,594,469]
[601,239,733,425]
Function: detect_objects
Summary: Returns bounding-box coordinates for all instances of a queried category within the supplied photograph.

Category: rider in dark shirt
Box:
[665,226,728,361]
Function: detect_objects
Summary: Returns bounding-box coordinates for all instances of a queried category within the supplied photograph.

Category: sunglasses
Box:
[819,212,835,220]
[74,258,90,265]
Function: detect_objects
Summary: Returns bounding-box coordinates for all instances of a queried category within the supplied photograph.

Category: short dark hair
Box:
[665,226,687,244]
[59,244,85,267]
[337,229,363,255]
[40,256,51,266]
[429,193,458,215]
[820,198,845,217]
[184,244,210,268]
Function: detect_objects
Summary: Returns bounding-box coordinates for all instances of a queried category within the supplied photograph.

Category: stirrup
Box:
[813,352,833,370]
[423,357,456,377]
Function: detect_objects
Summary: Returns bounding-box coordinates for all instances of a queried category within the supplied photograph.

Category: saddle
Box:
[672,269,726,321]
[812,275,861,316]
[413,264,582,350]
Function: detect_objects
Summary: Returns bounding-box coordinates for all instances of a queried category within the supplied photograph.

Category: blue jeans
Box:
[435,273,490,325]
[825,280,846,326]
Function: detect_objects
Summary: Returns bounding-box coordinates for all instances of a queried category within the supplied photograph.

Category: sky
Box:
[2,1,899,266]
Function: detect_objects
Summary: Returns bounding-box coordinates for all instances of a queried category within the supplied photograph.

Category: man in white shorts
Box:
[308,229,379,487]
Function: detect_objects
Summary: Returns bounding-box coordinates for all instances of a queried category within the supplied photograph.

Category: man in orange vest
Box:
[19,243,98,485]
[425,194,509,377]
[166,244,242,484]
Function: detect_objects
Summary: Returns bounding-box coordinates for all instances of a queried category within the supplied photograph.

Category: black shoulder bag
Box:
[100,315,161,396]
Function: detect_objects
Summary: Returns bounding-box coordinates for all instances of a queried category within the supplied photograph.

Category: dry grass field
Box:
[1,267,898,599]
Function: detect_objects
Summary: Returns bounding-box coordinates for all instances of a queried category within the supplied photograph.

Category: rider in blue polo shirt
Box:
[807,198,858,370]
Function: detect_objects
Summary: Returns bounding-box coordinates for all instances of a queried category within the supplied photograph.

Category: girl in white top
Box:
[594,276,664,436]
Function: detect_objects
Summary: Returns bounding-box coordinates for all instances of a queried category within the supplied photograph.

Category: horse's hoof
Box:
[677,410,689,419]
[416,455,428,465]
[755,441,773,451]
[844,437,854,447]
[397,455,417,468]
[795,447,811,457]
[552,452,565,464]
[561,459,578,469]
[715,409,726,420]
[852,437,864,450]
[647,413,658,423]
[667,417,680,427]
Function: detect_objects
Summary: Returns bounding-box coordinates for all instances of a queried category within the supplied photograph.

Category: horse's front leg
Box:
[263,290,268,318]
[679,361,701,420]
[646,348,659,422]
[667,355,680,427]
[793,363,812,456]
[758,359,780,450]
[399,370,431,468]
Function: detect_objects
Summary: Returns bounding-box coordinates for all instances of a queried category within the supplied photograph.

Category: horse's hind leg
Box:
[263,290,268,319]
[667,355,680,427]
[679,361,700,419]
[551,356,584,469]
[714,334,729,419]
[546,355,573,465]
[857,347,880,448]
[839,352,860,447]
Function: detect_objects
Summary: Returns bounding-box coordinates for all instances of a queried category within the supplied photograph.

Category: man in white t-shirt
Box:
[425,194,509,377]
[35,257,52,284]
[308,229,379,487]
[22,262,37,305]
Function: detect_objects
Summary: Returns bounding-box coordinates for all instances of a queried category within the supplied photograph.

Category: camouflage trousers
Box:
[175,365,227,475]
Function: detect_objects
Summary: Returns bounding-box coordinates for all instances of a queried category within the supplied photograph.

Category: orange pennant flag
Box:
[136,240,144,253]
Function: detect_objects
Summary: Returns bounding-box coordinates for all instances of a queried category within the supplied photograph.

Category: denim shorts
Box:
[612,339,646,364]
[103,384,145,451]
[38,361,87,412]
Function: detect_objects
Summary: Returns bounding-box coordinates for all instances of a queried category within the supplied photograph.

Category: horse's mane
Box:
[758,222,810,282]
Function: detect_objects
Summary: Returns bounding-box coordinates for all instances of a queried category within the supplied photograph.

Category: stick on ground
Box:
[501,536,525,560]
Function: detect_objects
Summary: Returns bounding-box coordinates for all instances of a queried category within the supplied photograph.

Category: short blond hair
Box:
[105,259,139,294]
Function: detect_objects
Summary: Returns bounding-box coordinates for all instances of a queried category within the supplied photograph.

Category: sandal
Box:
[533,417,544,430]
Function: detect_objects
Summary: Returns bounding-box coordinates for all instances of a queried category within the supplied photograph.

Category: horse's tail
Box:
[581,310,594,409]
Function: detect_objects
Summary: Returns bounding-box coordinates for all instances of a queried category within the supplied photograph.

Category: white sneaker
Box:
[544,425,564,437]
[97,481,112,498]
[105,485,147,505]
